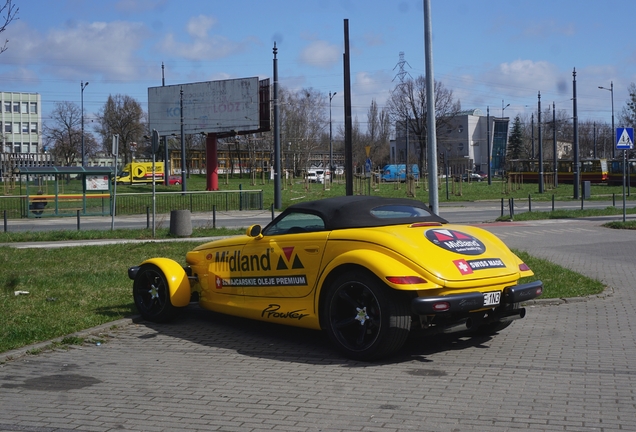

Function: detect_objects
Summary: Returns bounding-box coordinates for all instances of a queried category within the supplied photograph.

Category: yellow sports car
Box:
[129,196,543,361]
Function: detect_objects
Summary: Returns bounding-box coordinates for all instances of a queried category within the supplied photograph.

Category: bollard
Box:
[528,194,532,212]
[169,209,192,237]
[212,205,216,229]
[509,197,515,220]
[581,192,584,210]
[76,210,80,231]
[613,193,616,207]
[146,206,150,229]
[500,198,504,217]
[3,210,7,232]
[271,203,275,221]
[239,184,243,211]
[552,194,555,212]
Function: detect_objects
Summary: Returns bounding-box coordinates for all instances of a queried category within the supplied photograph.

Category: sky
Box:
[1,0,635,135]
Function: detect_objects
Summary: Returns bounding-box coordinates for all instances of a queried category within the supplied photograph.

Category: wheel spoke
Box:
[338,288,362,309]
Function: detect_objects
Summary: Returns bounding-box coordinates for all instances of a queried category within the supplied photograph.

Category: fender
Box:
[317,249,443,291]
[140,258,191,307]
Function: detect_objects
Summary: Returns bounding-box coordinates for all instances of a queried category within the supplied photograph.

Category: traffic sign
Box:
[616,127,634,150]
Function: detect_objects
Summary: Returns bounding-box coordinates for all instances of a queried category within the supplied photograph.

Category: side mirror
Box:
[246,224,262,238]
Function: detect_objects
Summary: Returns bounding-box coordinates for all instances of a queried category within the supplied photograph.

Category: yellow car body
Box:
[130,196,543,361]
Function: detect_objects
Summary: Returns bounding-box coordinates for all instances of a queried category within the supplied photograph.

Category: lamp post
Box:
[81,81,89,166]
[502,99,510,118]
[598,81,614,159]
[329,91,336,182]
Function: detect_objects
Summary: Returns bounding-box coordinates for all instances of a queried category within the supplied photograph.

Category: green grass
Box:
[515,250,605,298]
[0,226,243,244]
[0,242,193,354]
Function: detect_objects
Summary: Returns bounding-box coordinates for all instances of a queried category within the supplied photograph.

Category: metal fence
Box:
[0,189,264,219]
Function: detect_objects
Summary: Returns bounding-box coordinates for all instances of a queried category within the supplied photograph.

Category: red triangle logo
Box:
[283,247,294,261]
[434,231,454,241]
[454,231,472,240]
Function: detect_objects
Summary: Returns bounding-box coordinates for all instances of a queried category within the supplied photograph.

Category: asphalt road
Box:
[1,205,635,431]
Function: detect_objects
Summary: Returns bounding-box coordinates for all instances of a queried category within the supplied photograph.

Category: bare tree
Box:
[43,102,98,166]
[387,76,461,169]
[96,95,146,165]
[366,99,391,167]
[0,0,18,54]
[278,87,327,175]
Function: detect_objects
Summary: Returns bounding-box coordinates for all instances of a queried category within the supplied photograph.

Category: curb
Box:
[0,317,140,365]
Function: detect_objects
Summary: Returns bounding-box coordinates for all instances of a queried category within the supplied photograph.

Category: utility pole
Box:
[538,92,544,193]
[573,68,580,199]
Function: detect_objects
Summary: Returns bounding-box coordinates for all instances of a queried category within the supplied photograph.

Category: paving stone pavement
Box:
[1,218,635,431]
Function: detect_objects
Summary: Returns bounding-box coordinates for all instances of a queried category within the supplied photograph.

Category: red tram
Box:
[506,159,608,184]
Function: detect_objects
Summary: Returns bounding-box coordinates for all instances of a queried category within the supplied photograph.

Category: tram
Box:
[506,159,608,184]
[608,159,636,186]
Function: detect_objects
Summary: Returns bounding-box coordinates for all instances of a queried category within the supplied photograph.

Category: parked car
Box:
[460,173,483,182]
[168,175,182,185]
[378,164,420,182]
[129,196,543,361]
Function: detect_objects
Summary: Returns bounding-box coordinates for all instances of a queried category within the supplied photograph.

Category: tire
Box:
[132,264,175,322]
[322,270,411,361]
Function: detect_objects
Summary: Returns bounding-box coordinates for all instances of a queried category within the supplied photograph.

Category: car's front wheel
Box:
[132,264,175,322]
[322,270,411,361]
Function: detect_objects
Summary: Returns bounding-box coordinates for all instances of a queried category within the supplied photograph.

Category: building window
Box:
[5,143,11,152]
[30,122,38,133]
[3,102,10,112]
[4,122,11,133]
[30,102,37,114]
[21,102,28,114]
[14,143,21,153]
[22,122,28,133]
[12,102,19,112]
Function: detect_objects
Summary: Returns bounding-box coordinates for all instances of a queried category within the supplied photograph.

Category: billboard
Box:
[148,77,262,136]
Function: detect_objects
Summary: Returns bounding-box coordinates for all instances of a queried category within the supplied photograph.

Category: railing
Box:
[0,189,264,219]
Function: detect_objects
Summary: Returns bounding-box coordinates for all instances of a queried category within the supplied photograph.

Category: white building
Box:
[0,92,50,177]
[1,92,42,154]
[392,109,510,176]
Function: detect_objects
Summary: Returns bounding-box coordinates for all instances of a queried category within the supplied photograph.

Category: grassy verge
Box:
[514,250,605,298]
[0,226,244,244]
[496,205,636,229]
[0,242,192,354]
[0,240,605,355]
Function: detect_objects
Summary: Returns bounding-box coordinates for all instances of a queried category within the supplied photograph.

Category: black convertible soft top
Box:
[273,196,447,231]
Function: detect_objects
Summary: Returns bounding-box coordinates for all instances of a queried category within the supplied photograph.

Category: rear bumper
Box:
[411,280,543,315]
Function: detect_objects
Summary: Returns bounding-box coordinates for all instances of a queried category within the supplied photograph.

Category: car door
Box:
[239,212,329,299]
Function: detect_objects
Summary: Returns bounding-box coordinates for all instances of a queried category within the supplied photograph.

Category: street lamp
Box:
[502,99,510,117]
[598,82,614,159]
[329,91,336,182]
[81,81,89,166]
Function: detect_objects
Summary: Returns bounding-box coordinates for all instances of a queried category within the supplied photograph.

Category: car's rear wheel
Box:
[132,264,175,322]
[322,270,411,361]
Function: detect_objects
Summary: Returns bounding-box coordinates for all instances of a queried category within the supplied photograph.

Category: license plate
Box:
[483,291,501,306]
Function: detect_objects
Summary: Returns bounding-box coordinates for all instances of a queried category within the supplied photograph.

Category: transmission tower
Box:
[393,51,412,83]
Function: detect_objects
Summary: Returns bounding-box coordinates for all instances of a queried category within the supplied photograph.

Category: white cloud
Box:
[157,15,252,61]
[298,40,340,69]
[1,20,149,81]
[484,59,562,97]
[186,15,217,39]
